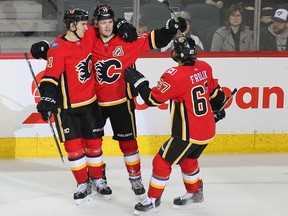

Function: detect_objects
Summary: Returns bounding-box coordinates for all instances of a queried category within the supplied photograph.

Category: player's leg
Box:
[64,138,92,204]
[119,139,145,196]
[134,153,171,214]
[173,144,207,208]
[81,101,111,199]
[55,108,92,204]
[134,136,192,214]
[84,138,112,199]
[145,137,197,200]
[99,105,109,182]
[109,100,145,196]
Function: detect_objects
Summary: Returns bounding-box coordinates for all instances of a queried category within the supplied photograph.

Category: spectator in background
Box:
[210,4,254,51]
[181,0,226,9]
[95,0,151,5]
[181,0,239,23]
[242,0,277,31]
[130,14,148,37]
[276,0,288,7]
[161,11,204,52]
[260,8,288,51]
[260,2,277,29]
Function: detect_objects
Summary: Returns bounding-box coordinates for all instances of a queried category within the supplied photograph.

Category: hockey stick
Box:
[217,88,237,113]
[24,52,64,163]
[157,0,179,22]
[157,0,186,36]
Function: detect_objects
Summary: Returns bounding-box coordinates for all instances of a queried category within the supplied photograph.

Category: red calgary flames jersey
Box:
[42,27,96,109]
[92,31,157,106]
[149,60,219,143]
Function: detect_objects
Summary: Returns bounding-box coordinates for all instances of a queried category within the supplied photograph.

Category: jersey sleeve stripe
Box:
[149,30,157,49]
[41,77,58,86]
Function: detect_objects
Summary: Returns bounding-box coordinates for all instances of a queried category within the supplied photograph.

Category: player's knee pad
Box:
[64,138,84,159]
[119,139,138,154]
[179,157,199,174]
[84,138,102,155]
[152,153,172,178]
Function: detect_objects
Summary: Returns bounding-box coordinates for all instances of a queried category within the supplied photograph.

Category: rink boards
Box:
[0,52,287,158]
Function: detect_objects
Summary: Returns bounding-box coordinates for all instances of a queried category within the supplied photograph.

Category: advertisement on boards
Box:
[0,56,287,139]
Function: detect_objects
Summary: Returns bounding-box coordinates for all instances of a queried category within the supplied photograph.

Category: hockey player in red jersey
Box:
[91,4,187,197]
[35,8,112,204]
[124,36,226,213]
[31,3,186,199]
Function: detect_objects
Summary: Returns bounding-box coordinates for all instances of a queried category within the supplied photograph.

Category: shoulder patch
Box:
[164,67,177,76]
[51,43,60,48]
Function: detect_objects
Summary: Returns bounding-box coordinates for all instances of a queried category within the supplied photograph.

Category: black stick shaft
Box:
[158,0,187,36]
[24,52,64,163]
[160,0,179,22]
[218,88,237,113]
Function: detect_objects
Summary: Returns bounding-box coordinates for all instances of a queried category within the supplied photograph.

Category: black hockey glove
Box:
[128,83,140,98]
[213,109,226,123]
[30,40,50,60]
[37,94,56,121]
[124,67,149,94]
[166,17,187,34]
[115,18,138,42]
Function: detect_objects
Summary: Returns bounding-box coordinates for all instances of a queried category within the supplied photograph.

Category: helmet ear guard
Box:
[63,8,89,29]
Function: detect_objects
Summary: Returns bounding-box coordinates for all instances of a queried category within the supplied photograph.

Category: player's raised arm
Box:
[153,16,187,48]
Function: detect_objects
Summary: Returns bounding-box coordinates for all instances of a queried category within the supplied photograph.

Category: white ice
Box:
[0,154,288,216]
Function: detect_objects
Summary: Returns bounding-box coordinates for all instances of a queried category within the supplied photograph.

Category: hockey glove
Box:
[124,67,149,93]
[30,40,50,60]
[37,94,56,121]
[213,109,226,123]
[116,18,138,42]
[166,17,187,34]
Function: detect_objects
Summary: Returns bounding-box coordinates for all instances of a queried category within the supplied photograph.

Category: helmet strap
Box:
[69,22,81,40]
[73,30,81,40]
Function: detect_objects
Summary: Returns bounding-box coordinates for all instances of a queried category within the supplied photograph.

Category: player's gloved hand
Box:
[213,109,226,123]
[124,67,149,93]
[30,40,50,60]
[36,94,56,121]
[115,18,138,42]
[128,82,142,98]
[166,17,187,34]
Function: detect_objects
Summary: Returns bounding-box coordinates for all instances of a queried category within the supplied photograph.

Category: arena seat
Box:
[277,3,288,10]
[140,1,172,32]
[184,3,221,40]
[203,25,222,51]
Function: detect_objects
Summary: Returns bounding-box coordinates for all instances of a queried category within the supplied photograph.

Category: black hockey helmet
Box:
[93,4,114,22]
[63,8,89,29]
[172,36,197,63]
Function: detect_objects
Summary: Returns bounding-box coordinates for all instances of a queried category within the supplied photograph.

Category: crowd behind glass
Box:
[1,0,288,52]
